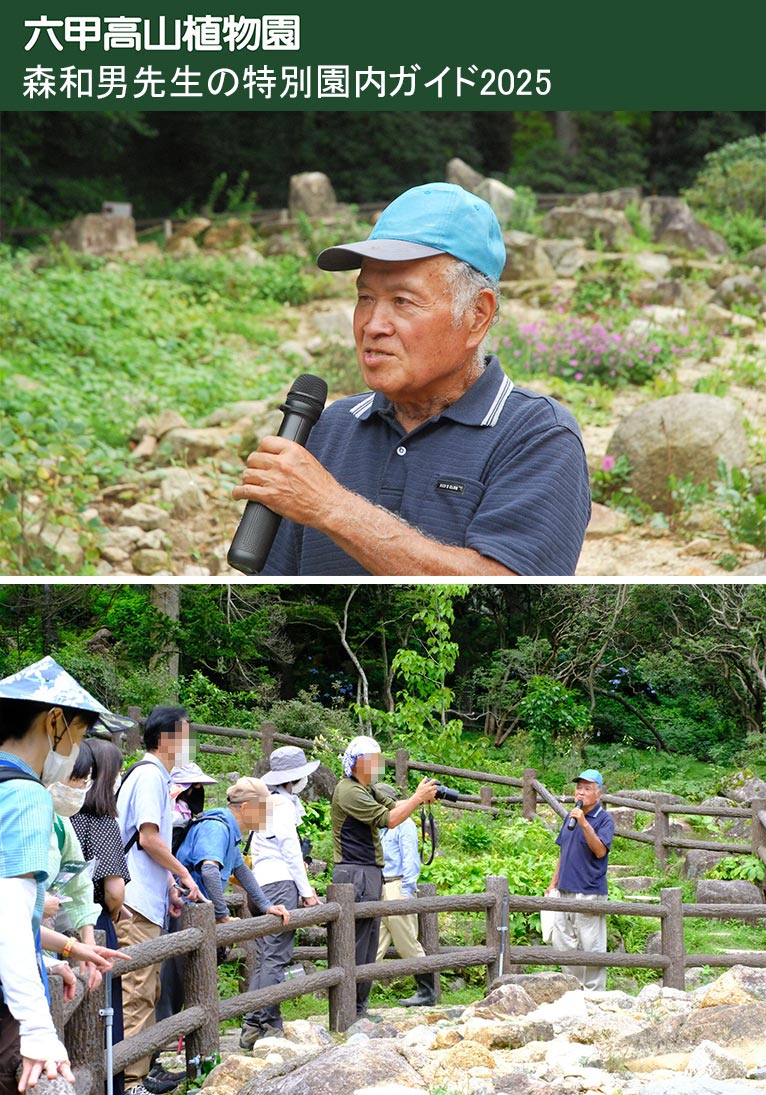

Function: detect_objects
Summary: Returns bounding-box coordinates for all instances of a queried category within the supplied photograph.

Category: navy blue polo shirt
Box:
[556,804,614,895]
[261,356,591,576]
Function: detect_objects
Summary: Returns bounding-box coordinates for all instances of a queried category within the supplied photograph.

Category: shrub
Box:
[683,134,766,255]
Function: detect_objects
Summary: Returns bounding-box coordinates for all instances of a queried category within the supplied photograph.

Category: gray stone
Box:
[618,876,658,893]
[38,525,85,570]
[723,775,766,804]
[681,849,730,879]
[162,426,231,461]
[641,196,688,234]
[154,410,189,438]
[279,340,315,368]
[541,238,587,275]
[312,307,355,344]
[572,187,643,211]
[120,502,170,532]
[703,302,758,334]
[585,502,630,538]
[634,251,672,278]
[494,1078,555,1095]
[203,400,272,428]
[615,1000,766,1061]
[229,244,266,266]
[606,395,748,513]
[137,528,169,551]
[240,1042,424,1095]
[641,1082,761,1095]
[472,983,537,1018]
[686,1040,749,1080]
[131,548,169,575]
[159,468,206,519]
[165,236,199,257]
[652,205,729,257]
[712,275,766,309]
[695,879,763,905]
[502,230,555,280]
[289,172,337,218]
[743,244,766,268]
[446,157,485,193]
[541,207,632,250]
[168,216,211,241]
[491,971,582,1005]
[54,214,137,254]
[475,177,518,228]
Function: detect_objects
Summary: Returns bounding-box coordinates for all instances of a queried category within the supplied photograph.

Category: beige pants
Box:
[376,878,426,961]
[552,891,607,992]
[115,909,162,1086]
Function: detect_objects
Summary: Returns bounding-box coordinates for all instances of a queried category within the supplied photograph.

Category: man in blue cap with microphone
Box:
[234,181,591,577]
[545,768,614,991]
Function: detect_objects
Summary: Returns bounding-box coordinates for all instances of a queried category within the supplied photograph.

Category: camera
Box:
[434,782,460,803]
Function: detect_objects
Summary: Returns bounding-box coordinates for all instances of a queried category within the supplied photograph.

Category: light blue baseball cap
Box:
[0,655,135,734]
[574,768,603,787]
[317,182,506,283]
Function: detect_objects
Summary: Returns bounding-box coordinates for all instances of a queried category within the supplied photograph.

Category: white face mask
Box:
[292,777,308,795]
[42,719,80,787]
[49,780,91,817]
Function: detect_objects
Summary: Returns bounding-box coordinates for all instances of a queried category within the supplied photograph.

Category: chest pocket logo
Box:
[435,479,465,495]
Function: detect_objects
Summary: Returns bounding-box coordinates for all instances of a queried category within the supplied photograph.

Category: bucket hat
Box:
[317,182,506,283]
[0,655,135,734]
[261,745,319,786]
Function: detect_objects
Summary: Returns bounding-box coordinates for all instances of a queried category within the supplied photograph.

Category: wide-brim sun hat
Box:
[0,655,135,734]
[170,761,218,788]
[317,182,506,284]
[262,745,320,786]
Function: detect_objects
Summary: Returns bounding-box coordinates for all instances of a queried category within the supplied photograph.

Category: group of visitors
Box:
[0,654,614,1095]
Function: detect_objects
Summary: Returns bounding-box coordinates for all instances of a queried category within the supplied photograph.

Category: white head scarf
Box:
[342,735,380,778]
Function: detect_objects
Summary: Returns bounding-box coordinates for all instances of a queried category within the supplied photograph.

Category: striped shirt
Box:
[0,751,52,933]
[261,356,590,576]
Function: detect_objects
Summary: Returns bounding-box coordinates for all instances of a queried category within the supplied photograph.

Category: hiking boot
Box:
[144,1066,186,1094]
[398,973,436,1007]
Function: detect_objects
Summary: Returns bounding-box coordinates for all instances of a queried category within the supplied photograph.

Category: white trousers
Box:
[552,890,607,991]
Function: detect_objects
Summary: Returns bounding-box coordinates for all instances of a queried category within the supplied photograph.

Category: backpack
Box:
[0,764,42,787]
[173,812,229,859]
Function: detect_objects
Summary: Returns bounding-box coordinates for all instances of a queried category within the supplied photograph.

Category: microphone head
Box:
[285,373,328,419]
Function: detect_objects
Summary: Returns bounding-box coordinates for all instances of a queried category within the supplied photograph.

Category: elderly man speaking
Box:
[233,182,591,577]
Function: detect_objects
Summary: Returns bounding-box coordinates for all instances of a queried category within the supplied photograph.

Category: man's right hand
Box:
[176,873,205,903]
[415,778,439,805]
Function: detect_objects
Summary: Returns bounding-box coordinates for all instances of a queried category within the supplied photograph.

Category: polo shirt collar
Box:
[0,750,39,778]
[349,356,513,429]
[144,751,171,784]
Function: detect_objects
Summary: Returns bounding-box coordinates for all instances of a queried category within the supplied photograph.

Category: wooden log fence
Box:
[51,875,766,1091]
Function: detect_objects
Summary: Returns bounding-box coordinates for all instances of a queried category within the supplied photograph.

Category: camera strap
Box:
[419,805,437,866]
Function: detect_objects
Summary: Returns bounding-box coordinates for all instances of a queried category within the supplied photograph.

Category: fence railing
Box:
[52,875,766,1094]
[118,714,766,868]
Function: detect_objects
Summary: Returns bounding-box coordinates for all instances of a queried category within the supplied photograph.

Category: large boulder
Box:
[288,172,337,218]
[712,275,766,310]
[502,230,556,280]
[445,157,484,193]
[606,394,748,513]
[695,879,763,905]
[490,971,581,1004]
[681,849,731,879]
[54,214,137,254]
[240,1042,423,1095]
[475,177,517,227]
[653,205,729,257]
[541,206,632,250]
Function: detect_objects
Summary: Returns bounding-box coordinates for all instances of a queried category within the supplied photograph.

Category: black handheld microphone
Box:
[227,373,328,575]
[567,800,584,830]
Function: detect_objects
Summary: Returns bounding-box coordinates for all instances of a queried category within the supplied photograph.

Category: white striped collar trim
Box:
[481,374,514,427]
[350,393,376,419]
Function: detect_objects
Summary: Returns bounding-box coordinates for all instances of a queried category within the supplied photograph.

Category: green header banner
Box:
[1,0,765,110]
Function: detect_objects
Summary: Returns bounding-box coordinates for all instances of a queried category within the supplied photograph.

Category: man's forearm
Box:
[138,829,192,880]
[317,486,514,576]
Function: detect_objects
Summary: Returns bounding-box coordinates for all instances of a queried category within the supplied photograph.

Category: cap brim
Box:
[262,759,320,785]
[317,239,446,271]
[91,711,138,735]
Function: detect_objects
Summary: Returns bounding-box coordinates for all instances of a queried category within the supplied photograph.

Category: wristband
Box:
[60,937,75,961]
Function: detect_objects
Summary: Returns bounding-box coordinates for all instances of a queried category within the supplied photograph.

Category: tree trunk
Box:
[150,584,180,680]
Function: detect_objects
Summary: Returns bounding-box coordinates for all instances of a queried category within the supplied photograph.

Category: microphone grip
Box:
[567,800,584,830]
[227,501,283,576]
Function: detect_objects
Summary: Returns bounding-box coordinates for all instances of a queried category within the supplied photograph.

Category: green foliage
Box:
[502,185,542,234]
[569,263,641,316]
[205,170,259,217]
[590,454,650,522]
[518,676,591,764]
[683,135,766,255]
[624,199,653,244]
[714,459,766,555]
[709,855,766,883]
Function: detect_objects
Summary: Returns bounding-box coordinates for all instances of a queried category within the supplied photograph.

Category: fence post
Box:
[654,793,674,870]
[522,769,538,821]
[485,874,509,988]
[260,721,275,760]
[417,882,441,1003]
[659,887,685,990]
[480,785,493,811]
[326,882,358,1033]
[125,707,143,754]
[751,798,766,857]
[395,749,410,793]
[182,902,220,1073]
[49,971,65,1040]
[65,971,105,1095]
